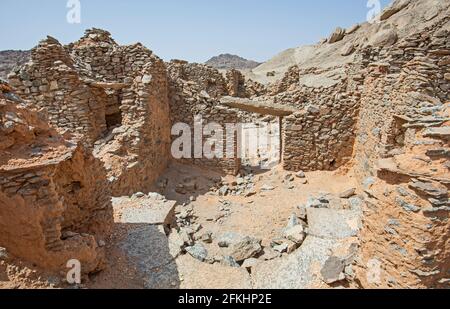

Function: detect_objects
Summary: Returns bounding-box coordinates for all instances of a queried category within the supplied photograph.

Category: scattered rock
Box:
[341,43,355,56]
[132,192,145,198]
[346,24,360,35]
[260,184,275,192]
[186,243,208,262]
[283,225,306,245]
[221,256,240,268]
[321,256,346,284]
[273,243,288,254]
[230,237,263,262]
[286,213,299,228]
[380,0,410,21]
[217,232,244,248]
[306,196,329,209]
[199,231,213,243]
[370,28,398,47]
[295,171,306,178]
[328,27,346,43]
[242,258,260,270]
[259,248,281,261]
[339,188,357,199]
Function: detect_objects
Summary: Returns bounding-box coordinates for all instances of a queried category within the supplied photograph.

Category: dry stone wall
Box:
[273,65,362,172]
[8,36,107,145]
[8,29,172,196]
[168,60,241,175]
[0,93,112,274]
[351,15,450,288]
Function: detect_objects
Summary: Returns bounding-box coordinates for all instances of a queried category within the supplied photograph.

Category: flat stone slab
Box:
[120,225,174,270]
[220,96,296,117]
[251,236,337,289]
[307,208,362,239]
[119,225,181,289]
[423,127,450,141]
[113,196,176,226]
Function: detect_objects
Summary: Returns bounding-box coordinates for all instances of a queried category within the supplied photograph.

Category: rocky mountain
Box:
[0,50,31,79]
[247,0,446,85]
[205,53,261,70]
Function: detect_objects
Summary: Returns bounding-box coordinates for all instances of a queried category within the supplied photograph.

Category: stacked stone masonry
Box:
[1,2,448,287]
[0,93,112,274]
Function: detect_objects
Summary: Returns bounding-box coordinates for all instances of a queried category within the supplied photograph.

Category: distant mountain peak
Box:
[205,54,261,70]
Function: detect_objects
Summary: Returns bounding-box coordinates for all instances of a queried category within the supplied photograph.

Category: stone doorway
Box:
[220,96,296,171]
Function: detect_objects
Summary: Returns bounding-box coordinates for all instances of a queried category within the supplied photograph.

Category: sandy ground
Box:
[84,162,357,289]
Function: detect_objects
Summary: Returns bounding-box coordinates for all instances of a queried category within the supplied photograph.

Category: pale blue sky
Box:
[1,0,391,62]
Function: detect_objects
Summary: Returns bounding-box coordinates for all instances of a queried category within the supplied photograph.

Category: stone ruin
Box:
[8,29,172,196]
[1,0,449,289]
[0,84,112,274]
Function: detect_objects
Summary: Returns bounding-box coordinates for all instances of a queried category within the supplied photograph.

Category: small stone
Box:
[273,243,288,253]
[186,243,208,262]
[219,185,229,196]
[284,174,295,182]
[242,258,260,270]
[344,265,355,280]
[396,197,421,213]
[61,231,79,239]
[297,205,307,220]
[49,81,58,90]
[217,232,244,248]
[286,213,299,228]
[321,256,346,284]
[285,240,299,254]
[141,74,152,84]
[296,171,306,178]
[259,248,281,261]
[132,192,145,199]
[221,256,240,268]
[179,229,194,246]
[328,27,346,44]
[339,188,357,199]
[306,197,328,209]
[200,231,213,244]
[230,237,262,262]
[283,225,306,245]
[341,43,355,56]
[260,184,275,192]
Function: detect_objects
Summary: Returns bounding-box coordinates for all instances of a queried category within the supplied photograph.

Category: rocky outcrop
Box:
[328,27,346,44]
[0,50,30,79]
[205,54,261,70]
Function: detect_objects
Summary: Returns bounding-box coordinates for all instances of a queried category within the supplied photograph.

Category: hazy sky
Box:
[1,0,391,63]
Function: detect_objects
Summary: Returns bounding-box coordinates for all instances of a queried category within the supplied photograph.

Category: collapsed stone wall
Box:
[271,64,362,172]
[282,100,358,171]
[0,94,112,274]
[8,29,172,196]
[94,58,172,195]
[226,69,266,98]
[167,60,242,175]
[351,15,450,288]
[8,36,107,144]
